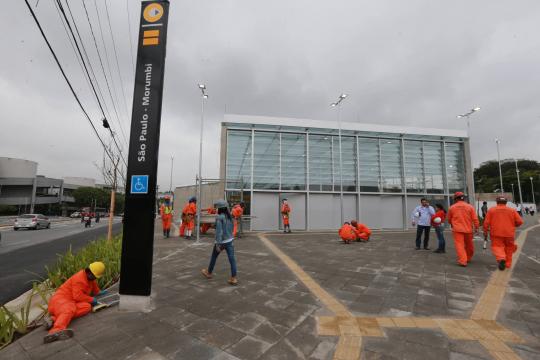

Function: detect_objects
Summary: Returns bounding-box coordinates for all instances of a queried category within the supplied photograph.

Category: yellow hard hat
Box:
[88,262,105,278]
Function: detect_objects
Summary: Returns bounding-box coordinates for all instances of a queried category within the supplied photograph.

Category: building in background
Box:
[220,115,473,230]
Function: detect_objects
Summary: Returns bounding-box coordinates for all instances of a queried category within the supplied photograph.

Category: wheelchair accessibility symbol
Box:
[130,175,149,194]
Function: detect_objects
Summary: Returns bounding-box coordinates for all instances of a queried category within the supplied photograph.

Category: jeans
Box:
[415,225,431,248]
[208,241,237,277]
[434,225,445,250]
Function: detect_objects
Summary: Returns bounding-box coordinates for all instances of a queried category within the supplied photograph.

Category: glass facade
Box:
[225,126,467,195]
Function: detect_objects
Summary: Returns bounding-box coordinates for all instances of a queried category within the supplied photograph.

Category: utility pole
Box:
[515,159,523,205]
[107,156,120,241]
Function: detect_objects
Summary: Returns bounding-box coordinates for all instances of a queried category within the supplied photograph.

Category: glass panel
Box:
[445,143,466,193]
[358,138,380,192]
[424,142,444,194]
[404,140,424,193]
[381,139,402,192]
[281,134,306,190]
[332,136,357,192]
[308,135,333,191]
[253,132,280,189]
[226,130,252,189]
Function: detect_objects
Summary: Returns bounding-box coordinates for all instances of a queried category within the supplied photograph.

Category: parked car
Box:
[14,214,51,230]
[70,211,81,218]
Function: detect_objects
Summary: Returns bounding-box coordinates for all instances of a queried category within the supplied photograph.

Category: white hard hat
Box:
[433,217,442,224]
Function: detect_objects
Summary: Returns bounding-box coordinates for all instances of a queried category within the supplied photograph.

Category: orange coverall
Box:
[281,203,291,226]
[47,270,99,334]
[160,205,172,231]
[447,200,480,266]
[231,205,243,236]
[354,223,372,241]
[483,204,524,268]
[179,202,196,236]
[339,224,357,243]
[200,207,216,234]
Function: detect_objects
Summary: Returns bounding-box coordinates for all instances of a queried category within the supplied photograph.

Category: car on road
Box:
[13,214,51,230]
[70,211,81,218]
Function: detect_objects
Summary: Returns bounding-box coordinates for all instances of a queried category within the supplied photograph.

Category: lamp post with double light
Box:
[195,84,208,243]
[530,177,536,206]
[495,138,504,193]
[331,93,347,225]
[457,107,481,206]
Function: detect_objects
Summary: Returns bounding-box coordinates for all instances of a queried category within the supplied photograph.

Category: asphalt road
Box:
[0,219,122,304]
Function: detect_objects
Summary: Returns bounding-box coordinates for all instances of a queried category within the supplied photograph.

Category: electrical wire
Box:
[125,0,136,74]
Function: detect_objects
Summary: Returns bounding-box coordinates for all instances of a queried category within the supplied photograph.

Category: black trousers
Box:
[415,225,431,248]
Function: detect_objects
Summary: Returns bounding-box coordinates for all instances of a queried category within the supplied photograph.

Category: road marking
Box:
[259,222,540,360]
[522,253,540,265]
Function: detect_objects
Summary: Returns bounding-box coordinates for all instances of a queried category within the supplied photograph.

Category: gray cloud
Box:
[1,0,539,190]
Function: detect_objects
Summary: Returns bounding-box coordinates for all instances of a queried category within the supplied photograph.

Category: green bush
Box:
[46,234,122,290]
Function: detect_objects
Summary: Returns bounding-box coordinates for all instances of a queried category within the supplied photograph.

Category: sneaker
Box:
[424,247,431,250]
[433,249,443,253]
[415,247,421,250]
[458,263,467,267]
[43,329,73,344]
[43,315,53,331]
[498,260,506,271]
[201,269,212,279]
[228,277,238,286]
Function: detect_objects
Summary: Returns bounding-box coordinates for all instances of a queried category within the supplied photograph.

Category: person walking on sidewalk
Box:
[180,197,197,239]
[447,192,480,267]
[431,204,447,253]
[281,199,291,233]
[201,200,238,285]
[411,198,435,250]
[231,202,244,237]
[483,196,524,270]
[160,196,173,238]
[43,262,106,343]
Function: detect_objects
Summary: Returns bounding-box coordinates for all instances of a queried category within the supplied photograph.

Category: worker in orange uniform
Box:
[483,196,524,270]
[200,206,217,235]
[43,262,106,343]
[160,196,173,238]
[180,197,197,239]
[447,192,480,267]
[281,199,291,233]
[350,220,372,242]
[339,222,357,244]
[231,202,244,238]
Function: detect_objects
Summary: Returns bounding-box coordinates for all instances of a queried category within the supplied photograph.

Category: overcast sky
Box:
[1,0,539,190]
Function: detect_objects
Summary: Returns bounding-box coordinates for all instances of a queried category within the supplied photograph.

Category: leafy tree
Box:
[72,187,110,209]
[474,159,540,204]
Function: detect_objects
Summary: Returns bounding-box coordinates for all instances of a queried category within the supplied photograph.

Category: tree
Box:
[72,187,110,209]
[474,159,540,204]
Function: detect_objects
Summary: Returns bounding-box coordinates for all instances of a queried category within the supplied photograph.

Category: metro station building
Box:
[220,115,473,231]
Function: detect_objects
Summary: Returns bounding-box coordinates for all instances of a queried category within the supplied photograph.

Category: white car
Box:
[14,214,51,230]
[70,211,81,218]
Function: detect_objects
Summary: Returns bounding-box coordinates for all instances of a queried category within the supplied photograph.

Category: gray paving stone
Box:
[308,340,337,360]
[0,341,31,360]
[448,340,492,360]
[227,312,266,333]
[226,335,272,360]
[252,322,287,344]
[41,343,97,360]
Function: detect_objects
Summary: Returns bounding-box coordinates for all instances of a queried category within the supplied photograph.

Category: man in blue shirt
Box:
[412,198,435,250]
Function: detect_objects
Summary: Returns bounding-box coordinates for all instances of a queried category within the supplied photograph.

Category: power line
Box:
[55,0,127,168]
[23,0,119,175]
[81,0,129,149]
[125,0,136,74]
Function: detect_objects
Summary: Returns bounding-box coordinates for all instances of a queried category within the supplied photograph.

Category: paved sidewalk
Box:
[1,217,539,360]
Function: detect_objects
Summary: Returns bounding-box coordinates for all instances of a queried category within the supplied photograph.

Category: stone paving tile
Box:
[226,335,272,359]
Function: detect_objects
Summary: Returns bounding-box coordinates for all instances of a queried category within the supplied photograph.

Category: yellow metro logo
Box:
[143,3,164,23]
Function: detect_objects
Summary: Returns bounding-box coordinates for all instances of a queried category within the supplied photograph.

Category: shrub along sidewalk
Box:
[0,234,121,349]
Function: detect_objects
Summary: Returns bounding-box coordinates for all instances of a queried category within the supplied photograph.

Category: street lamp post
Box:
[331,93,348,225]
[511,183,515,202]
[457,107,480,205]
[169,155,174,194]
[530,177,536,206]
[514,159,523,205]
[195,84,208,243]
[495,138,504,193]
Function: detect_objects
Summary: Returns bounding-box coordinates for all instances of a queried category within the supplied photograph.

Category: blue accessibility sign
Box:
[130,175,149,194]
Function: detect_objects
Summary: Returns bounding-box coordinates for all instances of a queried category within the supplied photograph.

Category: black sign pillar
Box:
[119,0,169,310]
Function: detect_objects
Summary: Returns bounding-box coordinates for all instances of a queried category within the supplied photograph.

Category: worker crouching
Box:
[351,220,371,242]
[43,262,106,343]
[483,196,524,270]
[339,222,357,244]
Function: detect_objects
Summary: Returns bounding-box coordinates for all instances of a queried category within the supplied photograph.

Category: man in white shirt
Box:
[412,198,435,250]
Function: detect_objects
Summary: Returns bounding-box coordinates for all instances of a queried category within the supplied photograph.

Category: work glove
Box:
[91,298,98,306]
[97,290,108,296]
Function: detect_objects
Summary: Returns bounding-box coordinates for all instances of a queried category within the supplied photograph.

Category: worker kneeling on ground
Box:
[351,220,371,242]
[339,222,357,244]
[43,262,106,344]
[483,196,524,271]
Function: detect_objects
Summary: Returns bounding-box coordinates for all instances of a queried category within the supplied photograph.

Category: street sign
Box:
[120,0,170,300]
[130,175,149,194]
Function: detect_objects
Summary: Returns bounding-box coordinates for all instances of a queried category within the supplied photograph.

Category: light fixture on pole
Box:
[195,84,208,244]
[457,106,481,206]
[530,177,536,205]
[495,138,504,193]
[331,93,348,225]
[514,159,523,205]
